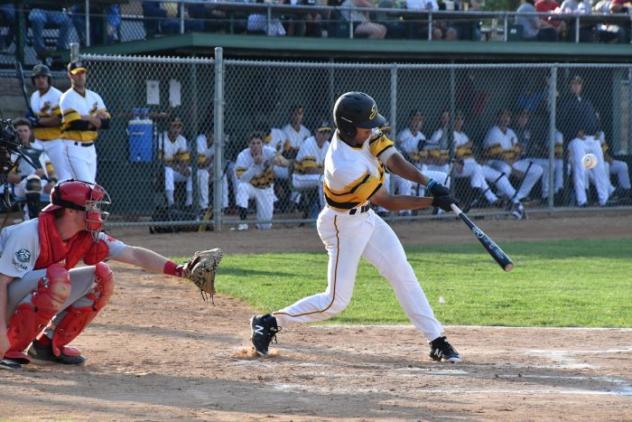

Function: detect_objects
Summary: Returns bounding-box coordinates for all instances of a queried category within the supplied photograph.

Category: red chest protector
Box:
[34,212,110,270]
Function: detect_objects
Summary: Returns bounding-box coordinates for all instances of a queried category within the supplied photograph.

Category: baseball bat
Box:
[450,203,514,272]
[15,61,35,117]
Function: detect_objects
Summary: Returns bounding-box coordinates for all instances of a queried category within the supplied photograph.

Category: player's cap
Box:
[316,121,332,132]
[67,61,87,75]
[570,75,583,84]
[31,64,52,79]
[42,179,109,213]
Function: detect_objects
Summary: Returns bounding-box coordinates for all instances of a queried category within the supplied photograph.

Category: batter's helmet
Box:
[333,92,386,139]
[42,180,111,237]
[31,64,52,83]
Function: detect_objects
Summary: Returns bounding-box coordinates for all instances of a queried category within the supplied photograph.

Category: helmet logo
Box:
[369,104,378,120]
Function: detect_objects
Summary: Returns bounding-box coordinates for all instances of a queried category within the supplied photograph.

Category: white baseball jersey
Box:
[195,134,214,167]
[397,128,427,162]
[323,129,395,210]
[235,146,277,188]
[264,128,288,152]
[0,220,126,279]
[30,87,63,141]
[428,127,450,150]
[282,123,311,151]
[294,136,330,175]
[160,132,189,162]
[484,126,519,151]
[60,88,107,143]
[11,146,50,178]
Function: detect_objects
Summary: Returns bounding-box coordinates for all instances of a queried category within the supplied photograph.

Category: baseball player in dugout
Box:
[0,180,222,370]
[60,61,111,184]
[250,92,462,363]
[29,64,72,183]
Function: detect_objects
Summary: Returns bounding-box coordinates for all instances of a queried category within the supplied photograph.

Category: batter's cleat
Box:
[28,339,86,365]
[510,202,525,220]
[250,314,280,356]
[0,358,22,370]
[237,223,249,231]
[429,336,461,363]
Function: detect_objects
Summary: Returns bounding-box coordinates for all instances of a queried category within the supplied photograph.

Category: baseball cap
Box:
[316,120,332,132]
[67,61,87,75]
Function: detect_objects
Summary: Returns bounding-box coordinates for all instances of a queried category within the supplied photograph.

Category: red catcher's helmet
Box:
[42,180,111,237]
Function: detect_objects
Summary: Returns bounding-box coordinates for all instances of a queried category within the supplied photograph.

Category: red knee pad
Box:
[51,262,114,357]
[5,264,71,362]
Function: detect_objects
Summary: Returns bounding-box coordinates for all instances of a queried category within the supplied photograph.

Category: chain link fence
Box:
[9,54,627,230]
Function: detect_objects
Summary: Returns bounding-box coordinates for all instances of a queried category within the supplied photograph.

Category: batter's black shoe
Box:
[250,314,280,356]
[28,339,86,365]
[0,358,21,370]
[429,336,461,363]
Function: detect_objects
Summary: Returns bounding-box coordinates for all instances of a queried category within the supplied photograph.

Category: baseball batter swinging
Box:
[250,92,461,363]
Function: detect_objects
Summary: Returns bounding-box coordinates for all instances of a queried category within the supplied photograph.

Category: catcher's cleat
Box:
[250,314,280,356]
[28,338,86,365]
[0,358,22,370]
[429,336,461,363]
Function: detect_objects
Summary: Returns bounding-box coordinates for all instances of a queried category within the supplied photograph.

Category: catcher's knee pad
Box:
[51,262,114,357]
[5,264,71,361]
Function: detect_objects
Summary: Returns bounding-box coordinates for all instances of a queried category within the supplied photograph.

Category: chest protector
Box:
[35,212,110,270]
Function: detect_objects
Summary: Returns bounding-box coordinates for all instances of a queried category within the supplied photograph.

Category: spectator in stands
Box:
[516,0,543,40]
[593,0,626,43]
[71,4,121,46]
[559,0,594,41]
[292,120,331,220]
[142,1,204,38]
[340,0,387,38]
[234,132,289,231]
[247,0,287,36]
[374,0,406,39]
[405,0,445,39]
[0,2,16,52]
[159,117,208,212]
[28,6,72,58]
[454,0,482,41]
[535,0,565,41]
[483,109,544,219]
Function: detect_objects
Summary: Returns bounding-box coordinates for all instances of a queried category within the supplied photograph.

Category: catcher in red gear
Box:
[0,180,222,370]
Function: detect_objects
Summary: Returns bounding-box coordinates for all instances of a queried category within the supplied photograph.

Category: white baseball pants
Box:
[39,139,73,182]
[274,207,444,342]
[66,141,97,183]
[528,158,563,198]
[568,136,610,206]
[236,182,276,229]
[488,159,543,201]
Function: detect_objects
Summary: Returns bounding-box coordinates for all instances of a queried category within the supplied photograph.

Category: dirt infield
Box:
[1,212,632,421]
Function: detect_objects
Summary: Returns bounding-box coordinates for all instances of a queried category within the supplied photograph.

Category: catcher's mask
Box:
[42,179,111,239]
[333,92,386,140]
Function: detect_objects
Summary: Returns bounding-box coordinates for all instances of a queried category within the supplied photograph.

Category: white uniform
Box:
[597,131,631,192]
[280,124,311,181]
[397,128,448,198]
[265,127,290,179]
[30,87,71,181]
[273,129,444,343]
[59,88,107,183]
[484,125,544,202]
[525,130,564,199]
[9,145,53,203]
[160,132,207,209]
[567,134,610,206]
[196,134,228,210]
[426,127,451,174]
[292,135,329,209]
[234,145,278,230]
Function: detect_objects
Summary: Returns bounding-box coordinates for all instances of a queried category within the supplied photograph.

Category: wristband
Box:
[163,261,183,277]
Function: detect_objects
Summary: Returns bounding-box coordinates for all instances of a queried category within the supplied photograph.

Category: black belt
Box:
[348,204,370,215]
[73,142,94,147]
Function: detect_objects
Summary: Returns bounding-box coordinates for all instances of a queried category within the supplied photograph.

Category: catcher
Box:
[0,179,222,370]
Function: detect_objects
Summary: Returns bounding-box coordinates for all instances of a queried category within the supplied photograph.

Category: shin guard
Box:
[51,262,114,357]
[5,264,71,362]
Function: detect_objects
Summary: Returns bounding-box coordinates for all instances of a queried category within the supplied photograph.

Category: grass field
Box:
[191,237,632,328]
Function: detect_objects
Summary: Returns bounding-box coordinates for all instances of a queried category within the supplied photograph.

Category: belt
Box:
[73,142,94,147]
[348,204,370,215]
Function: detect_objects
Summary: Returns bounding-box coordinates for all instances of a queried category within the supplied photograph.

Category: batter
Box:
[250,92,462,363]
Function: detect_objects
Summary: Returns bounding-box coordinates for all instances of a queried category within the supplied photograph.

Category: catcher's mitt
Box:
[182,248,224,302]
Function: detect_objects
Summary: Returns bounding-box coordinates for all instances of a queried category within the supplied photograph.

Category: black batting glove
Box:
[426,178,450,197]
[432,195,458,212]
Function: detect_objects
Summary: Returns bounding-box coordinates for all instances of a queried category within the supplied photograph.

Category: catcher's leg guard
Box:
[45,262,114,363]
[4,264,71,363]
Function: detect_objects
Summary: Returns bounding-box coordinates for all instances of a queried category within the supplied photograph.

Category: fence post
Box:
[448,65,456,193]
[179,1,185,34]
[388,64,398,208]
[191,59,200,215]
[575,16,580,43]
[428,12,432,41]
[547,65,557,209]
[503,12,508,42]
[85,0,91,47]
[70,42,80,62]
[213,47,225,231]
